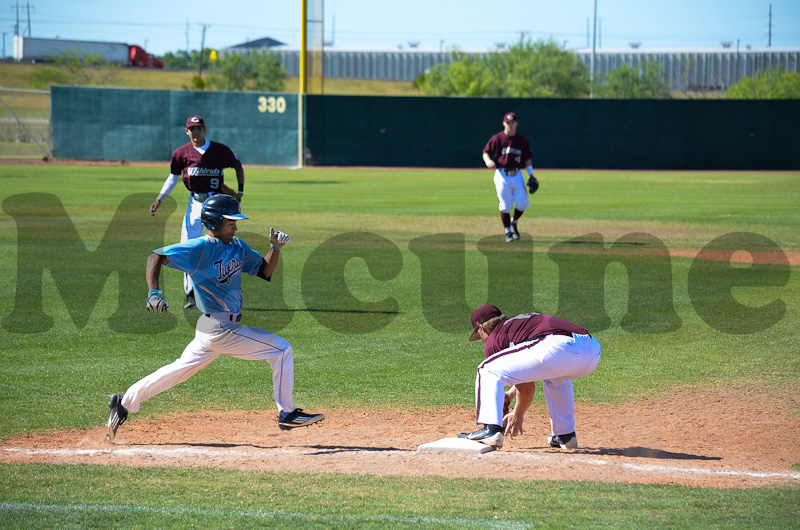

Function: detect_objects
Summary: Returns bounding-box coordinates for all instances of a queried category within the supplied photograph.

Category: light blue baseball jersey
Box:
[154,235,264,314]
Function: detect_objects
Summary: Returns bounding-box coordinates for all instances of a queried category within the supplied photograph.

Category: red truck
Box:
[129,45,165,68]
[13,36,164,68]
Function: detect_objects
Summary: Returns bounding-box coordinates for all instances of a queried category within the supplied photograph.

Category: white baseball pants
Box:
[180,197,205,295]
[121,314,295,414]
[493,169,529,213]
[475,333,601,435]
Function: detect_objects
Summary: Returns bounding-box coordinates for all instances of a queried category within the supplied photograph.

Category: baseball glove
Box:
[501,392,513,430]
[146,289,169,313]
[527,175,539,194]
[219,183,243,202]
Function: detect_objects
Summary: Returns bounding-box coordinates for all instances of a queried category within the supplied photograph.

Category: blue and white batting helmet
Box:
[200,194,248,231]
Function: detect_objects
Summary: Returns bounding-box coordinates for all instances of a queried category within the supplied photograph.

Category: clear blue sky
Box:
[3,0,799,57]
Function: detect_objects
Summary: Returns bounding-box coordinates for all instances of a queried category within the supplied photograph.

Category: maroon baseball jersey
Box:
[483,313,588,358]
[483,132,533,169]
[170,141,242,193]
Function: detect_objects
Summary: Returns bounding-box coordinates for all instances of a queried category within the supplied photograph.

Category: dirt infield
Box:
[2,387,798,489]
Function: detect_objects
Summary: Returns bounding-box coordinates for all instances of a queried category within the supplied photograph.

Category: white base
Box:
[417,437,497,454]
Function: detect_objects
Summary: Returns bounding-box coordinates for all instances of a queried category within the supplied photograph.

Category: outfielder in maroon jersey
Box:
[169,137,241,194]
[482,112,539,243]
[149,115,245,309]
[458,304,601,449]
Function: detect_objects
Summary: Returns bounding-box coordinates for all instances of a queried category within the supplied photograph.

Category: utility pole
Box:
[12,1,20,36]
[25,1,32,37]
[768,4,772,47]
[197,24,207,82]
[586,18,589,48]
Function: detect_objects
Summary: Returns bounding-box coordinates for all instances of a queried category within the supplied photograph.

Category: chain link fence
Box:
[0,88,52,159]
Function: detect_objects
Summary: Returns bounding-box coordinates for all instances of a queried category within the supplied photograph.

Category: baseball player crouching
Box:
[106,194,324,441]
[459,304,601,449]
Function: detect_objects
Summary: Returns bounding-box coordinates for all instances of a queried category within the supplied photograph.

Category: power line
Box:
[0,14,292,33]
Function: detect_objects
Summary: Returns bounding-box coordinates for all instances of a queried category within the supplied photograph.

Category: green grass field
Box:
[0,165,798,527]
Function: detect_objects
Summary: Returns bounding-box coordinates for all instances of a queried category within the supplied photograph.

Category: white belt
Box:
[191,192,215,202]
[205,312,242,323]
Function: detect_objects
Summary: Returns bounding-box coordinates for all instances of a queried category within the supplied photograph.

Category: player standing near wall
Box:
[107,195,324,441]
[482,112,539,243]
[149,115,245,309]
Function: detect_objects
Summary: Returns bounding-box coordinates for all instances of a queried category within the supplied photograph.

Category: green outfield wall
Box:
[52,87,799,170]
[51,87,298,166]
[304,95,799,170]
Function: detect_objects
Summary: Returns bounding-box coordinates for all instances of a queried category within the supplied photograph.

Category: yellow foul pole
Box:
[298,0,307,167]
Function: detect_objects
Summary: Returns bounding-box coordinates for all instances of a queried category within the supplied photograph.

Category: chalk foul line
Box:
[3,446,799,481]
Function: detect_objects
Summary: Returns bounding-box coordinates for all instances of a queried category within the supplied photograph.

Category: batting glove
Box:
[270,227,291,249]
[146,289,169,313]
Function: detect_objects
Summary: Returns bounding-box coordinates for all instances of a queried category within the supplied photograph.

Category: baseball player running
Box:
[149,115,245,309]
[459,304,601,449]
[482,112,539,243]
[106,195,324,441]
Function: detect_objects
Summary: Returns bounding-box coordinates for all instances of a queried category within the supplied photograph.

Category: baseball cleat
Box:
[183,291,196,309]
[547,432,578,449]
[106,393,128,441]
[278,409,325,430]
[505,231,514,243]
[458,424,503,448]
[510,221,520,241]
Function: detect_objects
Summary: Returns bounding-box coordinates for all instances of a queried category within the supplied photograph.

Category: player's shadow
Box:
[246,308,403,315]
[304,444,402,455]
[133,442,281,450]
[580,446,721,461]
[268,180,345,185]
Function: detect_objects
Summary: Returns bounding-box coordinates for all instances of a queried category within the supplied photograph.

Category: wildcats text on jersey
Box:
[187,167,223,177]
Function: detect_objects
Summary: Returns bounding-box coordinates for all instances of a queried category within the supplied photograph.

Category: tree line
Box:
[29,40,800,99]
[412,39,799,99]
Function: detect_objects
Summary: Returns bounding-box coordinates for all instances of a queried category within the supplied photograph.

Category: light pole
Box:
[300,0,307,167]
[735,38,740,87]
[591,0,598,98]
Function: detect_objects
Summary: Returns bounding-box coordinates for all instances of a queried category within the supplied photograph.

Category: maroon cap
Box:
[469,304,503,341]
[503,112,518,123]
[186,115,205,128]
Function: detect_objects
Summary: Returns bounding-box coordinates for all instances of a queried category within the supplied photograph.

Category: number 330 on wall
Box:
[258,96,287,114]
